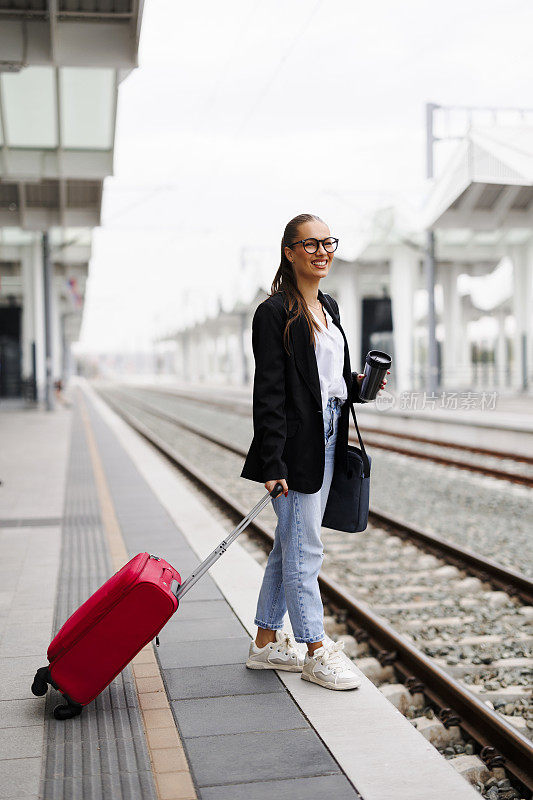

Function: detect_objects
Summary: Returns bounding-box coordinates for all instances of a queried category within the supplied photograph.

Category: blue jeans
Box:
[254,396,343,644]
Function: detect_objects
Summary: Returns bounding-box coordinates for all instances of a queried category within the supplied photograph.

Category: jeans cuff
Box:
[254,619,283,631]
[293,631,326,644]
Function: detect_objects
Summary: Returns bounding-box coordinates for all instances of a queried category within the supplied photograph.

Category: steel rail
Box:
[353,425,533,466]
[354,437,533,488]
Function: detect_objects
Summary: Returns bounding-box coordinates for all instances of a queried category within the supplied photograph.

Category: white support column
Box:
[52,275,63,381]
[440,262,466,389]
[239,311,249,387]
[390,246,419,395]
[336,264,361,371]
[182,331,192,382]
[21,245,35,379]
[208,329,215,381]
[242,310,253,389]
[28,240,46,401]
[194,330,201,382]
[222,328,231,384]
[459,292,473,387]
[228,327,237,385]
[212,331,220,382]
[210,332,217,381]
[173,335,183,379]
[495,309,507,389]
[216,330,225,382]
[458,271,472,387]
[201,328,210,382]
[193,329,202,383]
[185,330,193,382]
[509,244,533,391]
[217,329,224,382]
[188,330,198,383]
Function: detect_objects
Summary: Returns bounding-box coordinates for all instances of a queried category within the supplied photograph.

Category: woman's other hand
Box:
[265,478,288,498]
[356,369,391,393]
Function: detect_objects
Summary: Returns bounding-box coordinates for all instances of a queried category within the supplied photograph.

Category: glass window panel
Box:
[2,67,57,147]
[60,68,115,149]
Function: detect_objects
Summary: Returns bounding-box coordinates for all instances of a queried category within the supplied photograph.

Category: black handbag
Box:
[322,400,371,533]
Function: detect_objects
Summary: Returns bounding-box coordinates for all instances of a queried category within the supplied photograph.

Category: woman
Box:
[240,213,389,691]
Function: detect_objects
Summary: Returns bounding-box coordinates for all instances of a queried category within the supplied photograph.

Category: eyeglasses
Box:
[289,237,339,254]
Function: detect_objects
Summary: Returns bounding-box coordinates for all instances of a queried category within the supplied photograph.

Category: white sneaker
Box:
[246,629,304,672]
[301,640,361,690]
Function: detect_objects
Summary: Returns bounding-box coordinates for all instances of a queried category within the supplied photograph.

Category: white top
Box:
[309,304,348,411]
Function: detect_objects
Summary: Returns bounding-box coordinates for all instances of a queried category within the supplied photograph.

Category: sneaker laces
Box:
[278,630,297,653]
[317,640,348,671]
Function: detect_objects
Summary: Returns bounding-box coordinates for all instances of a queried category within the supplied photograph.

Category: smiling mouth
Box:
[312,260,328,267]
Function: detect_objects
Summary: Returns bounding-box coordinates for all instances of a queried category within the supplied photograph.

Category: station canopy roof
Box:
[0,1,143,71]
[423,125,533,231]
[0,0,144,230]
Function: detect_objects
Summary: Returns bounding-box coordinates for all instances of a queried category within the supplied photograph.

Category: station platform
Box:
[0,379,481,800]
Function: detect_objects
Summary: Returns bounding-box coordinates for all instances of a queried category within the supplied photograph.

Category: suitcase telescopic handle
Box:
[174,482,285,601]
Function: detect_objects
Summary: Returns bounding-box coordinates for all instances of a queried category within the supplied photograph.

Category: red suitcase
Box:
[31,482,284,720]
[31,552,181,719]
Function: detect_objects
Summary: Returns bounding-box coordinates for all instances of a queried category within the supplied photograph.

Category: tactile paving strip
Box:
[40,403,158,800]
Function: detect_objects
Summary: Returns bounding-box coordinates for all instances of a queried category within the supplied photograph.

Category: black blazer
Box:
[240,288,364,494]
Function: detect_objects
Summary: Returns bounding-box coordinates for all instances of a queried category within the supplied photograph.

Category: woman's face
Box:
[284,220,334,282]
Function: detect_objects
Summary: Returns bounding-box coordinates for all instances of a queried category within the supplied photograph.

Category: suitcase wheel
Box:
[31,666,50,697]
[53,701,83,721]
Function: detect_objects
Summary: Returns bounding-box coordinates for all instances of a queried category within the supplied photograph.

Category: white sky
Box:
[78,0,533,353]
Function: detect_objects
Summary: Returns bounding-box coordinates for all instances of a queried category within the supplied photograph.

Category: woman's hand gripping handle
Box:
[265,479,288,498]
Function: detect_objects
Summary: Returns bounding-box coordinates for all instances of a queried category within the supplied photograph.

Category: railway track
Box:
[125,384,533,488]
[96,384,533,798]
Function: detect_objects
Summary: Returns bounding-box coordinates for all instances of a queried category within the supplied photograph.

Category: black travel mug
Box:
[358,350,392,402]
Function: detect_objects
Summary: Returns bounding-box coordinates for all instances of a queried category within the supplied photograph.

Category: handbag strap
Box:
[349,400,370,477]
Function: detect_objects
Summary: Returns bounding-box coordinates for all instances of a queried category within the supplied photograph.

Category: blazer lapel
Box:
[289,309,323,409]
[286,288,352,409]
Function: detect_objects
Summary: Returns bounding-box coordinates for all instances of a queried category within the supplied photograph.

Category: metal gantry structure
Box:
[424,101,533,395]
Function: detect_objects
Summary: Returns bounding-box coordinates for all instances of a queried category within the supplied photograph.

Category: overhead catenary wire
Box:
[165,0,325,249]
[93,0,264,231]
[54,2,327,259]
[114,0,324,233]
